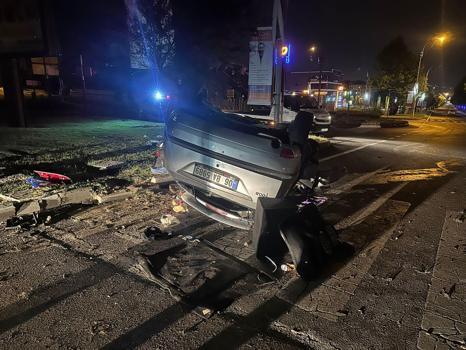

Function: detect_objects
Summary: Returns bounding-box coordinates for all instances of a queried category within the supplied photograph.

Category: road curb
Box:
[0,186,140,223]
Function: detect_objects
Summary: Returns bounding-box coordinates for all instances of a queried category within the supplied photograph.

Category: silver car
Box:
[164,105,303,229]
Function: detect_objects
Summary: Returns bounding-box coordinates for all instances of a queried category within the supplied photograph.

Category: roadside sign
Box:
[248,27,273,106]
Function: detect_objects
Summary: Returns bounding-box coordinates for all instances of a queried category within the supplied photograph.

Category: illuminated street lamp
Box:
[308,44,322,107]
[412,32,451,116]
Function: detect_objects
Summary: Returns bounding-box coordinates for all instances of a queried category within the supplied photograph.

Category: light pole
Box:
[412,33,449,117]
[272,0,285,125]
[309,45,322,107]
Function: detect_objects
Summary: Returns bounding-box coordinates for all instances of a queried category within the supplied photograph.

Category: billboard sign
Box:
[247,27,273,106]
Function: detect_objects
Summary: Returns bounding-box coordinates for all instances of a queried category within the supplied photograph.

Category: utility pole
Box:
[79,54,87,105]
[272,0,285,124]
[412,47,424,117]
[317,56,322,108]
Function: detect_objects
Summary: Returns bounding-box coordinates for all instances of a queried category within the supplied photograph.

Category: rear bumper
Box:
[182,191,254,230]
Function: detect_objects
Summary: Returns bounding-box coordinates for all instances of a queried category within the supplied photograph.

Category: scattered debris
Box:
[93,188,136,204]
[87,160,125,171]
[358,306,366,315]
[392,229,404,240]
[146,139,159,146]
[144,226,173,240]
[34,170,71,183]
[172,198,188,213]
[25,177,51,188]
[201,308,212,316]
[90,320,113,336]
[150,174,174,185]
[301,195,328,207]
[151,166,169,175]
[173,205,187,213]
[280,263,295,272]
[169,183,181,194]
[6,215,37,230]
[160,214,180,227]
[453,210,465,223]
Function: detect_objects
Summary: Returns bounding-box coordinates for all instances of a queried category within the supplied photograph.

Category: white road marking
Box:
[417,211,466,349]
[321,140,387,162]
[325,166,389,195]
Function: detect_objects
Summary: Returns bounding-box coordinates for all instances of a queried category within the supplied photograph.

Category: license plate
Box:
[193,164,239,190]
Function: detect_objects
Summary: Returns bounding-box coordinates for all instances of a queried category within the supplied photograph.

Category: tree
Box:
[125,0,175,72]
[371,36,418,105]
[451,76,466,105]
[171,0,260,95]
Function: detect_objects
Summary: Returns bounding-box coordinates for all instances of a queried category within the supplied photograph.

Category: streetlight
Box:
[412,32,451,116]
[309,45,322,107]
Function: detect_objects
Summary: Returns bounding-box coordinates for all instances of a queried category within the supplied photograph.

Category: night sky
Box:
[284,0,466,88]
[54,0,466,89]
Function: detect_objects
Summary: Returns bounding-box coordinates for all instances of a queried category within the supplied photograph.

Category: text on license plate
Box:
[193,164,239,190]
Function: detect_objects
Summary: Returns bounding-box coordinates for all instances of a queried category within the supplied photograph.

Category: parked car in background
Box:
[430,103,466,117]
[238,93,332,134]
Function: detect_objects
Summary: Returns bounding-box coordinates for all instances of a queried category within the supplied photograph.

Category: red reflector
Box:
[280,147,295,159]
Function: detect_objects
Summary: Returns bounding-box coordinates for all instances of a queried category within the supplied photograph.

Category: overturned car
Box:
[164,102,318,230]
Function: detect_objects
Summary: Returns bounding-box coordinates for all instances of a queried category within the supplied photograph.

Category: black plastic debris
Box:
[143,240,250,314]
[253,197,340,281]
[144,226,173,240]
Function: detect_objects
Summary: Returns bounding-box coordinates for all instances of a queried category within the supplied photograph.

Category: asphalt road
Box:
[0,117,465,349]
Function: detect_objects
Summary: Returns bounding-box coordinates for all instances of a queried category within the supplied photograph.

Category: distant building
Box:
[286,69,344,110]
[344,80,367,106]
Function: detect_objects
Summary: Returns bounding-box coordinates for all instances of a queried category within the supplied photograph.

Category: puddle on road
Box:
[365,159,463,185]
